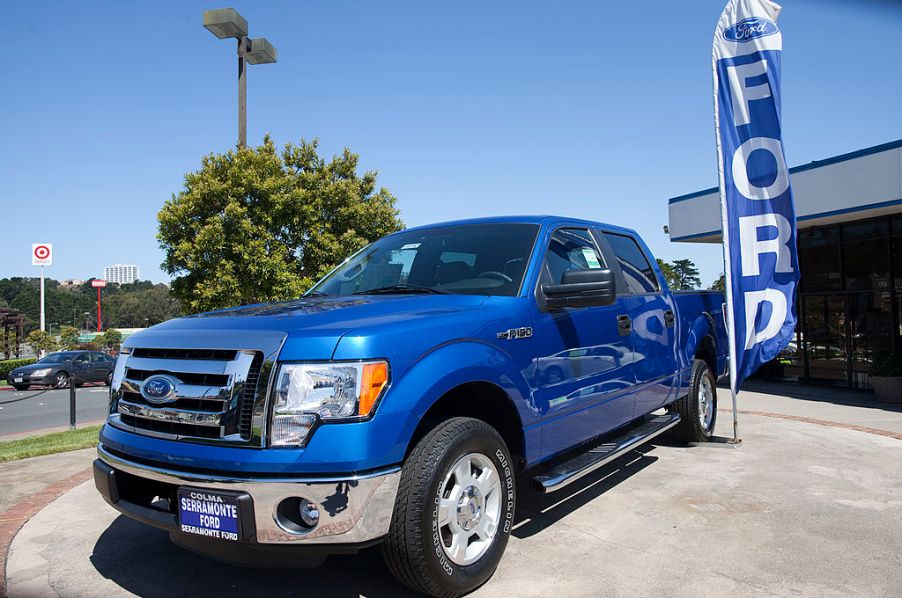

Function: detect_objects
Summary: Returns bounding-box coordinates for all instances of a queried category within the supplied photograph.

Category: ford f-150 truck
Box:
[94,216,727,596]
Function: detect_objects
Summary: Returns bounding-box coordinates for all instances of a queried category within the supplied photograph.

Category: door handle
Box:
[617,314,632,336]
[664,310,675,328]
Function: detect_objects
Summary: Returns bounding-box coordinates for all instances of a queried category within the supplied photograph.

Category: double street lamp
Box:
[203,8,278,148]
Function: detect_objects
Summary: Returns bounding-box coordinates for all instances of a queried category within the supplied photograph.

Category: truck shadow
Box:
[512,444,658,539]
[90,517,419,597]
[90,445,662,596]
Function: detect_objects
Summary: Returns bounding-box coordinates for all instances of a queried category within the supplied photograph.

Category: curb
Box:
[718,408,902,441]
[0,467,93,597]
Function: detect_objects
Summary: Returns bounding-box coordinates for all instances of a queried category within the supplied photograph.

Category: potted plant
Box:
[870,349,902,404]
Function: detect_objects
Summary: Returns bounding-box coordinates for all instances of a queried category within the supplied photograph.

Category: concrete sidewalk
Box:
[734,380,902,436]
[0,448,95,597]
[4,387,902,597]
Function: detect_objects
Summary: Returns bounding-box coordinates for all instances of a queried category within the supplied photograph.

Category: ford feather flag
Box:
[713,0,799,396]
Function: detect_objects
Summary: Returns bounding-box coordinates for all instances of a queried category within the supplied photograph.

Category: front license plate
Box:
[13,378,22,383]
[177,487,241,542]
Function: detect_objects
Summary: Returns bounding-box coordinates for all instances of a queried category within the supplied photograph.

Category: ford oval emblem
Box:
[724,17,778,42]
[141,375,177,404]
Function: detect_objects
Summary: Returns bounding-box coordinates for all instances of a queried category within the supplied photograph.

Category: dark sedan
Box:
[8,351,115,390]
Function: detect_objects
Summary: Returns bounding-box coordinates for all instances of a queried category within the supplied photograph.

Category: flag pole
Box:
[712,1,741,446]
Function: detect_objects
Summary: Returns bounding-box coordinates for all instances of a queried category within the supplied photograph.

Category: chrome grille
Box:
[109,348,264,445]
[238,353,263,439]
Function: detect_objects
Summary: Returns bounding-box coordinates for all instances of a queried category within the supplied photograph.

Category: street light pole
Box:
[203,8,277,149]
[238,37,246,147]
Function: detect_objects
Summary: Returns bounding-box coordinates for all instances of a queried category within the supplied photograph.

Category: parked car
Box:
[93,216,727,597]
[9,350,115,390]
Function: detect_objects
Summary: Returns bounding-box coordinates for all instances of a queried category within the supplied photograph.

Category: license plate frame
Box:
[177,487,255,542]
[12,377,22,383]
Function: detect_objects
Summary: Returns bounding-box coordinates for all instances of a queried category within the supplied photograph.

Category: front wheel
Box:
[54,371,69,388]
[382,417,515,597]
[670,359,717,443]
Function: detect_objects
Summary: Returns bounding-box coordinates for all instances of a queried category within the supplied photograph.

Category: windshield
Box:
[310,223,539,297]
[37,352,76,364]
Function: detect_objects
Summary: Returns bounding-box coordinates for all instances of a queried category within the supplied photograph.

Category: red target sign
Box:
[32,243,53,266]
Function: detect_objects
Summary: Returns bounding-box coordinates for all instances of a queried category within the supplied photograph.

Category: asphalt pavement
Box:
[0,386,110,437]
[3,383,902,597]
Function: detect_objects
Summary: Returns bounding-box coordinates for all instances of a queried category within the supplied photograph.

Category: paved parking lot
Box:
[0,386,109,437]
[4,384,902,597]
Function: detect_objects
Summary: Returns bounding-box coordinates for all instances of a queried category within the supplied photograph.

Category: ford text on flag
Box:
[713,0,799,393]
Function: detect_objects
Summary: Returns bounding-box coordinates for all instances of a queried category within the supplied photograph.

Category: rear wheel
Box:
[382,417,515,597]
[670,359,717,443]
[105,371,113,386]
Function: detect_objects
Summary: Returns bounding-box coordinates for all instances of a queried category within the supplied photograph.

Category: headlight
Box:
[31,368,52,376]
[271,361,389,447]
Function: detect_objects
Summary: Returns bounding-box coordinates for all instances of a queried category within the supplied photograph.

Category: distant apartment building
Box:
[104,264,140,285]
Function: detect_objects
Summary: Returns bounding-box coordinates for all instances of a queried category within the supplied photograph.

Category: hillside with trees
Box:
[0,278,180,334]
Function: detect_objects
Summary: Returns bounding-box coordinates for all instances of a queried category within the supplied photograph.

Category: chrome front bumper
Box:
[95,445,400,546]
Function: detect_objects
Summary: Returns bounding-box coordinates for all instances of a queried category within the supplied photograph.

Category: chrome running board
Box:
[530,413,681,493]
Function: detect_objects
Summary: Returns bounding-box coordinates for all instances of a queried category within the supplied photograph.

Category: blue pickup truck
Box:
[94,216,727,596]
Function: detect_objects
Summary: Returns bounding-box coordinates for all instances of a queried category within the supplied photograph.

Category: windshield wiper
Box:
[354,284,450,295]
[304,291,329,297]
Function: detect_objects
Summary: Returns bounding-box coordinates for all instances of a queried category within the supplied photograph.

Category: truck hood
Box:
[125,294,494,360]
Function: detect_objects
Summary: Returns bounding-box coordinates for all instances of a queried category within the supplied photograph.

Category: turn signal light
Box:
[359,362,388,416]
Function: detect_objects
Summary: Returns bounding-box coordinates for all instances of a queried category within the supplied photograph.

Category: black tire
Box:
[105,371,113,386]
[382,417,516,597]
[12,384,29,391]
[670,359,717,443]
[54,371,70,389]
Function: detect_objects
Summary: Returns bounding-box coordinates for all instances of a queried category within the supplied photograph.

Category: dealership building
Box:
[668,139,902,389]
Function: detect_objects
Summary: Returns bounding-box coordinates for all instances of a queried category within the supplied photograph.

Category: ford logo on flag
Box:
[724,17,778,42]
[141,375,177,404]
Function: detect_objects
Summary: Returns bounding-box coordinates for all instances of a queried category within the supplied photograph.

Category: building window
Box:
[799,226,842,292]
[843,220,890,292]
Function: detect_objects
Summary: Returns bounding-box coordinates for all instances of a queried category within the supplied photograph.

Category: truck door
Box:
[600,231,679,416]
[532,227,637,458]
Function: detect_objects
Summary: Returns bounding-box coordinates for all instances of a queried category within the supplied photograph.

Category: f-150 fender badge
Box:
[497,327,532,340]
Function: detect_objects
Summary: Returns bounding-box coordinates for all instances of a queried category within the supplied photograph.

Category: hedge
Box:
[0,358,37,380]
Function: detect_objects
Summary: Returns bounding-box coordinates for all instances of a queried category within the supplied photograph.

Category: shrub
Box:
[0,358,37,380]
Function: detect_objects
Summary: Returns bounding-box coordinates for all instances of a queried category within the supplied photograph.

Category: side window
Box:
[73,354,90,366]
[541,228,606,285]
[603,232,660,293]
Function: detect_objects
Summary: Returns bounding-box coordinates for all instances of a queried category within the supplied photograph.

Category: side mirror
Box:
[542,268,616,309]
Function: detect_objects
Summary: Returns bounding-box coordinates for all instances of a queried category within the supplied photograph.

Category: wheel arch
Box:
[407,381,526,470]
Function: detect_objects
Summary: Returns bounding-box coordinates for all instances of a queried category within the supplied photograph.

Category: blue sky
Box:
[2,0,900,287]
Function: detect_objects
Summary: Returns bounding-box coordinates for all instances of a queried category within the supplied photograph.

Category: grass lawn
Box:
[0,379,7,387]
[0,425,102,463]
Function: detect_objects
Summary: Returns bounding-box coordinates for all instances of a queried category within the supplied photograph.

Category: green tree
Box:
[26,330,58,355]
[60,326,80,350]
[157,137,403,313]
[670,259,702,290]
[656,259,678,290]
[709,274,726,292]
[103,284,180,327]
[95,329,123,353]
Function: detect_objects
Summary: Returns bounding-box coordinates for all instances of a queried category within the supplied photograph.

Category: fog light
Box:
[299,498,320,528]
